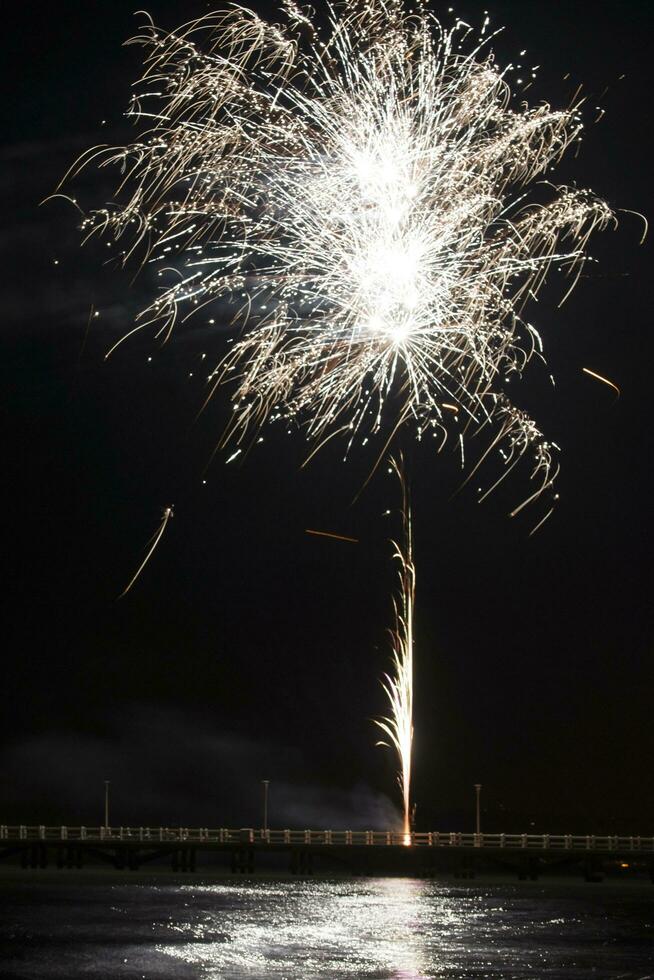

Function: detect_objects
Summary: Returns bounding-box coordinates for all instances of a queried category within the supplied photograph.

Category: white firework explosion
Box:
[59,0,615,521]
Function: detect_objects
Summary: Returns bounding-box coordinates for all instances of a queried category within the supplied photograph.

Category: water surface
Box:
[1,875,652,978]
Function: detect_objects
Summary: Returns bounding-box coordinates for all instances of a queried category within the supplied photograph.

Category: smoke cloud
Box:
[0,706,400,831]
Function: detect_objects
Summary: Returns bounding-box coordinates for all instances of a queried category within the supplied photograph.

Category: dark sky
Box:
[2,1,652,834]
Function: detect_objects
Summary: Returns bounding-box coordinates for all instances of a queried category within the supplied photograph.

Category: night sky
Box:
[3,1,652,835]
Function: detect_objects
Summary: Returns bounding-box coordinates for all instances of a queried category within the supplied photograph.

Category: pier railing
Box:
[1,827,652,851]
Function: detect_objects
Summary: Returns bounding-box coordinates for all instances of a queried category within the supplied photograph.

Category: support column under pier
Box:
[173,847,197,872]
[455,856,476,879]
[516,857,540,881]
[22,844,48,869]
[57,845,84,869]
[231,847,254,874]
[584,857,603,883]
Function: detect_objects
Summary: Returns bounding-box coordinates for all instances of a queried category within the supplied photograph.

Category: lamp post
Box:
[262,780,270,833]
[104,780,110,830]
[474,783,482,836]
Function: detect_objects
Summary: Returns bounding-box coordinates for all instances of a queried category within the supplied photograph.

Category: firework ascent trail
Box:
[58,0,617,523]
[375,459,415,839]
[57,0,623,826]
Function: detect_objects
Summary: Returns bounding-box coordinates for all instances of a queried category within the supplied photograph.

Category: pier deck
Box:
[1,827,652,879]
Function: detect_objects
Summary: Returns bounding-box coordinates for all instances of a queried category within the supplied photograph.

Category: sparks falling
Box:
[375,459,415,839]
[118,505,174,598]
[59,0,615,520]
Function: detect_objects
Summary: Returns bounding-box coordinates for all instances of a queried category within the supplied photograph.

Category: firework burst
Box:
[59,0,615,520]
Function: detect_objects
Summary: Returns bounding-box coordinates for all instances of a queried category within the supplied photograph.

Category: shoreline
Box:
[1,865,652,889]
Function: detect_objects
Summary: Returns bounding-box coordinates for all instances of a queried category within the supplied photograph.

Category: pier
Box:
[1,826,652,880]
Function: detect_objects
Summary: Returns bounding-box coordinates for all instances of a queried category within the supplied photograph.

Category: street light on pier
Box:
[104,780,110,830]
[474,783,482,836]
[262,780,270,833]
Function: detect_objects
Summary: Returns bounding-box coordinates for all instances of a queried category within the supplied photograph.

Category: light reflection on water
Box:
[164,878,430,978]
[1,875,653,979]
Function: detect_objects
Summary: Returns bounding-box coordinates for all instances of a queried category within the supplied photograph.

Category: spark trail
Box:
[305,528,359,544]
[119,505,174,598]
[61,0,616,520]
[582,367,621,397]
[375,459,415,839]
